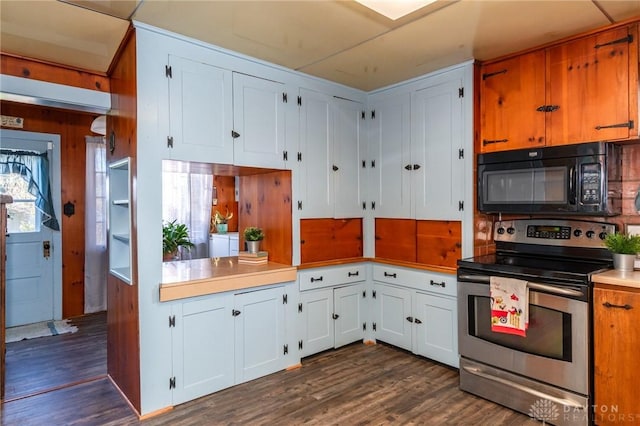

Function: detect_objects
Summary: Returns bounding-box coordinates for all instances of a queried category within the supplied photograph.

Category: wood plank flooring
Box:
[2,312,538,425]
[3,312,107,401]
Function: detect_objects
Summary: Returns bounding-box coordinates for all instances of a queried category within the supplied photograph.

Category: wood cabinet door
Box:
[373,283,412,351]
[480,51,546,152]
[171,293,235,405]
[232,73,287,168]
[594,286,640,423]
[413,292,458,367]
[234,286,285,384]
[299,288,334,357]
[334,283,365,348]
[548,26,636,145]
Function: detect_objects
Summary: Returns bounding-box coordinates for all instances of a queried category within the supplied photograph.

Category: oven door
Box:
[457,277,589,395]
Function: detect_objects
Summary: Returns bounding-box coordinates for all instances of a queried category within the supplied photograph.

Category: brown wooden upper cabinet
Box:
[480,23,638,153]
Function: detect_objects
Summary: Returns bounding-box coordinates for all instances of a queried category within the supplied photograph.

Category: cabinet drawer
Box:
[372,264,456,297]
[299,264,366,291]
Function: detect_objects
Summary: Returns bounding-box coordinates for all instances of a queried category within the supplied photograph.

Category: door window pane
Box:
[0,173,39,232]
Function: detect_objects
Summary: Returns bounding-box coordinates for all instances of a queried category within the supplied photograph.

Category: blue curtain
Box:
[0,149,60,231]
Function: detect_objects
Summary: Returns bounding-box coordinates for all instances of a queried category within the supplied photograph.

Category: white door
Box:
[413,292,458,367]
[334,283,365,348]
[0,130,62,327]
[300,288,333,357]
[374,283,412,351]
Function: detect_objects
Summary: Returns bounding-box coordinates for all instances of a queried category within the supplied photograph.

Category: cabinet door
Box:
[298,88,334,218]
[369,92,412,218]
[373,283,412,351]
[334,283,365,348]
[168,55,233,164]
[412,76,464,220]
[333,97,365,218]
[299,288,334,357]
[413,292,458,367]
[548,26,636,145]
[480,51,546,152]
[232,73,287,168]
[172,294,235,405]
[234,287,286,383]
[594,286,640,421]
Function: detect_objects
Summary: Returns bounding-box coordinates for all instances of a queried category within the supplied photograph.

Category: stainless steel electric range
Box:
[457,218,615,426]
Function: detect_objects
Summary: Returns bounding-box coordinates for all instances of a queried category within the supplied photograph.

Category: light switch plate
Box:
[625,224,640,270]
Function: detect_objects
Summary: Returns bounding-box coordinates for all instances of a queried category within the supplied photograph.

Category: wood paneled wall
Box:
[106,28,141,413]
[239,171,292,265]
[211,175,238,233]
[0,101,97,318]
[300,218,363,263]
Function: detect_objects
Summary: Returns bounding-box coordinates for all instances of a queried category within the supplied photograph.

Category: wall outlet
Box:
[626,224,640,270]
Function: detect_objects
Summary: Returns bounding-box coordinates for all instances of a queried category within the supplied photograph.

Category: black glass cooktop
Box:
[457,252,612,285]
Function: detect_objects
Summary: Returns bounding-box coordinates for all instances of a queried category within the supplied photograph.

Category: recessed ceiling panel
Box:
[0,0,129,72]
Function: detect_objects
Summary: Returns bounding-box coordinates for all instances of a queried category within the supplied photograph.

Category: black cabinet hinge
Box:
[169,315,175,327]
[362,290,366,298]
[283,92,288,103]
[458,87,464,98]
[283,294,288,304]
[459,201,464,211]
[297,152,302,162]
[283,151,288,161]
[362,160,366,168]
[458,149,464,159]
[371,160,376,168]
[297,96,302,106]
[232,309,241,317]
[231,130,240,139]
[372,290,377,299]
[371,201,375,210]
[298,201,303,210]
[595,34,633,49]
[167,136,174,148]
[371,110,376,119]
[363,322,367,331]
[283,344,289,355]
[361,111,366,119]
[373,322,377,331]
[298,302,303,313]
[298,340,303,350]
[165,65,172,78]
[169,376,176,389]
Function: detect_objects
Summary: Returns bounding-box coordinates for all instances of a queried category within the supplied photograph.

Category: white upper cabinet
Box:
[298,87,334,218]
[412,75,465,220]
[232,73,288,169]
[333,97,365,219]
[368,92,412,218]
[167,55,234,164]
[298,88,365,219]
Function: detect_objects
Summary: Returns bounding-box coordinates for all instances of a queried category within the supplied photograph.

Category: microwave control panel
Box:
[580,163,601,205]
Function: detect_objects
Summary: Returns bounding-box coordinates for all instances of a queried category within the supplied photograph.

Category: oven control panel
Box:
[495,219,616,248]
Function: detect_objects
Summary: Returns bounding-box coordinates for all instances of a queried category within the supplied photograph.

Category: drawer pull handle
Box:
[430,280,446,288]
[310,276,323,283]
[384,272,397,278]
[414,318,422,324]
[348,271,359,277]
[603,302,633,310]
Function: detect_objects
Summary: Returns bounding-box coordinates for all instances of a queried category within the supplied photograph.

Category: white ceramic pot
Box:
[612,253,636,271]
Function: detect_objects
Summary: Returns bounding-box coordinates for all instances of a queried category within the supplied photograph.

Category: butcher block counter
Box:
[592,268,640,289]
[160,257,297,302]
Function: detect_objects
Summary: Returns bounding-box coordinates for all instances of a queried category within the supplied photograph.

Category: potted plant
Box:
[243,226,264,253]
[163,220,194,261]
[213,209,233,234]
[603,232,640,271]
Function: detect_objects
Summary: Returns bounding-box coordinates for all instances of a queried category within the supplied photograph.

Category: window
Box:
[0,172,39,233]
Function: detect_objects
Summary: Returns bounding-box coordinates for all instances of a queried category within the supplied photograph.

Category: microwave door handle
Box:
[569,166,577,205]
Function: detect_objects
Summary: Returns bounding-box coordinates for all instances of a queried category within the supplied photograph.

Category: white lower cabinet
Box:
[171,285,289,405]
[372,265,458,367]
[299,283,366,357]
[298,264,368,357]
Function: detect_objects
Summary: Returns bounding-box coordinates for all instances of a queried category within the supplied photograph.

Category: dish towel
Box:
[490,276,529,337]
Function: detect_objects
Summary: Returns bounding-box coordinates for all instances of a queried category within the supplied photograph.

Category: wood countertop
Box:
[592,269,640,289]
[160,257,297,302]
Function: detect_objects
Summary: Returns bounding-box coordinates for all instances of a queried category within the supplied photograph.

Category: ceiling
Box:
[1,0,639,92]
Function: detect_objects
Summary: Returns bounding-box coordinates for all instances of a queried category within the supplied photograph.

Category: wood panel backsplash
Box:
[300,218,363,263]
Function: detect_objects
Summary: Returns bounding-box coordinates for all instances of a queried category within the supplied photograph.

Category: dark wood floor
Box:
[2,313,538,425]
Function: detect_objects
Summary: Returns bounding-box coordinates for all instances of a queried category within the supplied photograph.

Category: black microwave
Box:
[477,142,621,216]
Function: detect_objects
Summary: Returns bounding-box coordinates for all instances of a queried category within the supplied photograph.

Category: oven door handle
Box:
[462,365,585,410]
[458,275,585,297]
[527,282,584,297]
